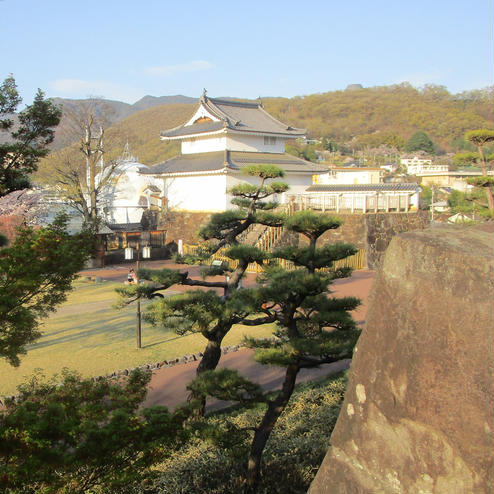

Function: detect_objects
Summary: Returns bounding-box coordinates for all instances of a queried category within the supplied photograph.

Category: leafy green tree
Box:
[405,130,435,154]
[116,165,288,411]
[302,144,317,162]
[419,185,433,209]
[447,188,490,217]
[0,75,61,196]
[188,210,360,490]
[454,129,494,212]
[322,137,338,152]
[0,368,185,494]
[0,215,91,366]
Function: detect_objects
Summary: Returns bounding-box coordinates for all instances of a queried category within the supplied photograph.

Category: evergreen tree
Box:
[116,165,289,411]
[0,215,92,366]
[405,130,435,154]
[0,75,61,196]
[454,129,494,212]
[187,210,360,490]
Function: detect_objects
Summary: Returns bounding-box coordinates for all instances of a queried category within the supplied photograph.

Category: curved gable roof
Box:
[161,94,305,140]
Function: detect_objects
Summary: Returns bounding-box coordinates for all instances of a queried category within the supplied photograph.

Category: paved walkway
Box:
[80,261,375,410]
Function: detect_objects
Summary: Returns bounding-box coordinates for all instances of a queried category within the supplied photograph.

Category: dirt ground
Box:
[80,261,375,410]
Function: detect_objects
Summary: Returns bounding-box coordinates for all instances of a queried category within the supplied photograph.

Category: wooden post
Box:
[363,194,367,214]
[336,195,340,213]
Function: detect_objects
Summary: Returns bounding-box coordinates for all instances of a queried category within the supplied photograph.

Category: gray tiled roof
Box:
[141,151,227,175]
[161,95,305,139]
[229,151,327,173]
[161,121,225,138]
[141,151,326,176]
[306,183,420,192]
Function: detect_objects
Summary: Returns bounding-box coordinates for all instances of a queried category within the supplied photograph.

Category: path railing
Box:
[286,193,415,213]
[182,243,366,273]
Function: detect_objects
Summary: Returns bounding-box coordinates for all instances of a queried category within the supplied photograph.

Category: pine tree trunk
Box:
[485,185,494,212]
[197,338,222,374]
[245,363,299,491]
[188,335,224,415]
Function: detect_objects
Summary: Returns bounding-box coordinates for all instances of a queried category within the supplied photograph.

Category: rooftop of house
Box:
[140,150,327,176]
[161,92,306,140]
[306,183,420,193]
[329,166,383,172]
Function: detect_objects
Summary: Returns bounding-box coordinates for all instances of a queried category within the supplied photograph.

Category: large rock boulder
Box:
[309,224,494,494]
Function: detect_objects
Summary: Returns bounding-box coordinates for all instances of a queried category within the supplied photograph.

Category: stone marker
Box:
[309,224,494,494]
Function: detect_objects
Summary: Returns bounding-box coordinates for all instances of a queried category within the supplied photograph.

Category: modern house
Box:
[139,91,327,212]
[314,167,383,185]
[416,170,493,191]
[401,155,448,175]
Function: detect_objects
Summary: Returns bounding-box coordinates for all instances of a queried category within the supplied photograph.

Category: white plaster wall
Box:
[410,191,420,209]
[226,172,314,206]
[225,134,285,153]
[162,174,227,212]
[182,136,227,154]
[182,134,287,154]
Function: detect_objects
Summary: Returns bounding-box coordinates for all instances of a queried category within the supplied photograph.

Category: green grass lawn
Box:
[0,279,275,397]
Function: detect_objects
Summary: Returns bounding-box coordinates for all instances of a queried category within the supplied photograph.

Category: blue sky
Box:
[1,0,492,105]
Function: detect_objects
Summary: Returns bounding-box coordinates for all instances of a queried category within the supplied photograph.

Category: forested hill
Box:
[262,84,493,151]
[38,84,493,180]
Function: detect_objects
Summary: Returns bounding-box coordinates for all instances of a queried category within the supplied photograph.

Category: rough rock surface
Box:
[309,224,494,494]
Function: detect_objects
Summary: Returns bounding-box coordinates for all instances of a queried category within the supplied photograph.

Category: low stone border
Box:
[0,345,244,404]
[103,344,243,379]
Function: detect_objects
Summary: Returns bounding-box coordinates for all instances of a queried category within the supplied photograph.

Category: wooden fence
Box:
[183,244,366,273]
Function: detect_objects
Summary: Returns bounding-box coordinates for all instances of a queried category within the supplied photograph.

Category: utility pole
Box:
[136,242,142,349]
[431,186,435,222]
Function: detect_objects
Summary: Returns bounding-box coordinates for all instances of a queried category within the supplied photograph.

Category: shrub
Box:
[151,373,347,494]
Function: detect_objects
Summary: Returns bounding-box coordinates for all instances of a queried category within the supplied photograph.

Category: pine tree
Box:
[0,75,61,196]
[187,210,360,489]
[116,165,289,411]
[0,215,92,366]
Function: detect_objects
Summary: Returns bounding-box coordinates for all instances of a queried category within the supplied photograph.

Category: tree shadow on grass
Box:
[29,308,157,350]
[142,333,190,349]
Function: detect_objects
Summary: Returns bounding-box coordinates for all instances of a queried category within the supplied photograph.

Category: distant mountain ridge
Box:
[49,95,197,150]
[131,95,198,112]
[51,94,197,122]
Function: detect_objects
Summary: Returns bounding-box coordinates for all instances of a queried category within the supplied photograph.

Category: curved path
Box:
[81,262,375,411]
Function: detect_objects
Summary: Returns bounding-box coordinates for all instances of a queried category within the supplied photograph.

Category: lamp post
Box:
[126,240,151,349]
[136,243,142,349]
